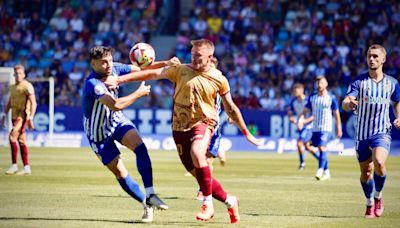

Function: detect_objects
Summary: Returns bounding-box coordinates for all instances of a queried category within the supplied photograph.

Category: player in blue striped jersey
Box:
[298,76,342,181]
[82,46,179,222]
[342,44,400,218]
[288,83,318,171]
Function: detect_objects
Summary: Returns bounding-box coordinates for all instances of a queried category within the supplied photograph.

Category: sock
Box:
[195,166,212,197]
[319,151,327,170]
[225,195,236,208]
[10,140,18,164]
[19,143,29,166]
[299,153,304,166]
[211,178,227,202]
[310,150,319,160]
[145,187,155,198]
[361,179,374,206]
[118,174,145,203]
[373,172,386,198]
[134,143,153,188]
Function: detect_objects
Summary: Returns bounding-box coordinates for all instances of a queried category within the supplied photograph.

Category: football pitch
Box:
[0,147,399,227]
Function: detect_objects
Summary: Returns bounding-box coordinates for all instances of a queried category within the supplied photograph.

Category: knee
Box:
[18,138,25,145]
[360,167,373,182]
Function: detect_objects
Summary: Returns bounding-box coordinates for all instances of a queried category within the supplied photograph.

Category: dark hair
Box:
[89,46,114,61]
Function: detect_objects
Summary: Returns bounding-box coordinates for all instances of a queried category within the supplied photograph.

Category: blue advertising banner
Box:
[32,106,400,140]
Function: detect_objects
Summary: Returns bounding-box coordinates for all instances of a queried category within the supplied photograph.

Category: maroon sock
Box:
[19,143,29,166]
[195,167,212,196]
[212,178,227,202]
[10,140,18,164]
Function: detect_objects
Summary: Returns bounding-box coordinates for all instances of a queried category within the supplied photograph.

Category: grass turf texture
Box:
[0,147,399,227]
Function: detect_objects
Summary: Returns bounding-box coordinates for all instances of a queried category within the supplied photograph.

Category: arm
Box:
[27,93,37,129]
[333,110,342,138]
[287,110,296,123]
[99,81,151,111]
[297,108,310,130]
[141,57,180,70]
[104,67,166,90]
[393,102,400,129]
[221,92,263,146]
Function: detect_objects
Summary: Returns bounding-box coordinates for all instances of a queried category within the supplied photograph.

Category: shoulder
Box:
[353,72,369,83]
[384,74,399,84]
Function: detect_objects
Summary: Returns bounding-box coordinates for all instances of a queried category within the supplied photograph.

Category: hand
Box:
[27,118,35,130]
[289,116,296,123]
[136,81,151,97]
[245,134,264,146]
[336,128,343,138]
[348,98,358,111]
[394,118,400,129]
[167,57,181,67]
[103,76,119,90]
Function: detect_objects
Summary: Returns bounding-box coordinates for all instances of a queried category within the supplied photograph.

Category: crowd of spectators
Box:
[174,0,400,111]
[0,0,161,107]
[1,0,400,113]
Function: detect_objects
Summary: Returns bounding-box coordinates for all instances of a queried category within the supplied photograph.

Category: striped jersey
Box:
[289,97,313,129]
[346,72,400,140]
[306,92,339,132]
[214,94,222,130]
[82,63,132,143]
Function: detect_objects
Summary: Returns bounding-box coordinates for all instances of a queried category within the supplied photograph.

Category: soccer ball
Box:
[129,43,155,67]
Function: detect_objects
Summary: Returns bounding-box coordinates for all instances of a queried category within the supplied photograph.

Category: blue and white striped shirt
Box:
[214,95,222,131]
[306,92,339,132]
[346,72,400,140]
[290,97,313,130]
[82,63,132,143]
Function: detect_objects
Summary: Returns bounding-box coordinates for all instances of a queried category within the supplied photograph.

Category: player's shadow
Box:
[92,195,183,200]
[245,213,359,218]
[0,217,204,226]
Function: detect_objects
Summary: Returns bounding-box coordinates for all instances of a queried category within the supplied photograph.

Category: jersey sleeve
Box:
[331,95,339,111]
[113,62,132,75]
[25,82,35,95]
[87,79,107,100]
[164,65,178,83]
[305,96,312,112]
[346,78,360,98]
[218,76,230,96]
[391,80,400,102]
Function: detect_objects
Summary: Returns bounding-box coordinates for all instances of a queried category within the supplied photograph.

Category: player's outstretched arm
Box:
[141,57,181,70]
[99,82,151,111]
[221,92,263,146]
[342,96,358,111]
[103,67,166,90]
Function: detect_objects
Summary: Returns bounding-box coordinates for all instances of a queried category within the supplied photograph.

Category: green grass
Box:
[0,147,399,227]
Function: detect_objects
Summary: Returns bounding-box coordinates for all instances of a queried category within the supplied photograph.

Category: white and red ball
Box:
[129,43,155,67]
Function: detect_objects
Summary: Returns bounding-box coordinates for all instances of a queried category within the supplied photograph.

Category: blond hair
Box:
[190,39,215,53]
[14,64,25,72]
[368,44,387,56]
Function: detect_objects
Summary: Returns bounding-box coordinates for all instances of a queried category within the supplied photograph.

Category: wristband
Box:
[241,129,250,136]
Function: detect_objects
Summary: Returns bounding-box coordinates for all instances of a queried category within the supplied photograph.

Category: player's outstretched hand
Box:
[394,118,400,129]
[167,57,181,67]
[348,98,358,111]
[245,134,264,146]
[136,81,151,97]
[103,76,119,90]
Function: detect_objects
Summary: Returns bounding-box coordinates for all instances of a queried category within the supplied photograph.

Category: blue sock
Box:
[374,172,386,193]
[361,179,374,199]
[323,153,328,170]
[299,153,304,165]
[311,151,319,160]
[118,174,145,203]
[319,151,327,169]
[135,143,153,188]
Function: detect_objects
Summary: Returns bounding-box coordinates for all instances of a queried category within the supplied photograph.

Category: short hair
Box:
[368,44,386,56]
[89,46,114,61]
[293,83,304,89]
[190,39,215,53]
[14,64,25,72]
[316,75,326,81]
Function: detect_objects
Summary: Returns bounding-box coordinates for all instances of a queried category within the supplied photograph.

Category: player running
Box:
[342,44,400,218]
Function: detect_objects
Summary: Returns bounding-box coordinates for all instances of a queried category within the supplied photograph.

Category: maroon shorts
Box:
[12,117,28,134]
[172,123,212,172]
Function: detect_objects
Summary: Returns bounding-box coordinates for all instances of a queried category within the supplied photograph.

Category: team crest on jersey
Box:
[384,84,391,93]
